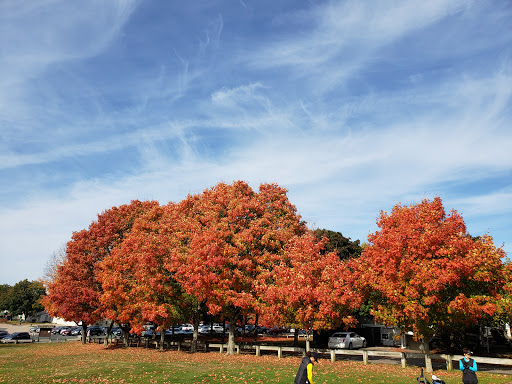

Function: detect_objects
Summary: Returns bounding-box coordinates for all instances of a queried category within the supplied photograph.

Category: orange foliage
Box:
[43,200,158,326]
[358,197,507,339]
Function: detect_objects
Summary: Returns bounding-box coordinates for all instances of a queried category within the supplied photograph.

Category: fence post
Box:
[363,350,369,365]
[256,345,261,357]
[446,355,453,371]
[278,346,282,359]
[401,352,407,368]
[330,350,335,363]
[220,344,224,354]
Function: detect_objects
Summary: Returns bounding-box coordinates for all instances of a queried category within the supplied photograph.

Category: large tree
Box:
[2,280,45,317]
[257,232,363,346]
[99,203,198,348]
[358,197,507,371]
[0,284,10,312]
[42,200,158,343]
[169,181,307,354]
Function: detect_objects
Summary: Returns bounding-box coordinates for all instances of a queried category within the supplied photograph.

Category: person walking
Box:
[459,347,478,384]
[294,351,320,384]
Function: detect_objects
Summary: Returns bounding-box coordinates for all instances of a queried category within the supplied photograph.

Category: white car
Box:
[199,324,224,334]
[328,332,366,349]
[180,324,194,332]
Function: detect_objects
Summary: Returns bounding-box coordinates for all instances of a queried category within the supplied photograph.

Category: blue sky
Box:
[1,0,511,285]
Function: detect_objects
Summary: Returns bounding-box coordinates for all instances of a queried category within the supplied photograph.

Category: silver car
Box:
[328,331,366,349]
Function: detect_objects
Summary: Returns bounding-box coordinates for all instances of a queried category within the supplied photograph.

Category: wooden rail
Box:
[203,343,512,372]
[73,336,512,372]
[435,354,512,371]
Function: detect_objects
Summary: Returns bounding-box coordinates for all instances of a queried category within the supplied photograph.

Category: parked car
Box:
[87,326,104,336]
[199,324,224,334]
[198,325,210,334]
[141,329,155,338]
[111,328,122,337]
[29,326,40,334]
[70,327,82,336]
[1,332,31,343]
[51,326,69,334]
[60,327,75,336]
[165,326,183,335]
[140,324,157,338]
[328,332,366,349]
[0,331,9,339]
[180,324,194,332]
[180,327,193,335]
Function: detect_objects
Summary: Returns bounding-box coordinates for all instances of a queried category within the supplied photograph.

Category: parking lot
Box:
[0,323,81,343]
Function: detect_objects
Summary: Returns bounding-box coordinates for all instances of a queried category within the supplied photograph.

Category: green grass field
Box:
[1,342,511,384]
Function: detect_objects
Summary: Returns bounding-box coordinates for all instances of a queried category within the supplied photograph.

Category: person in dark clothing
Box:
[294,351,319,384]
[459,347,478,384]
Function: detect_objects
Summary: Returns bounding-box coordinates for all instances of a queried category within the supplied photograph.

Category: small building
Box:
[37,325,54,341]
[27,310,52,323]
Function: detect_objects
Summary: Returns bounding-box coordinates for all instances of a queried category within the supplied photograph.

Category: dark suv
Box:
[87,326,104,336]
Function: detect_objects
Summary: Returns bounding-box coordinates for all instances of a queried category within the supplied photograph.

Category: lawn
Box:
[1,342,511,384]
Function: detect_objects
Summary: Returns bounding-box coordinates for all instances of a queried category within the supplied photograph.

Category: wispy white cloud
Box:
[211,83,264,106]
[243,0,469,74]
[1,0,511,284]
[0,0,138,79]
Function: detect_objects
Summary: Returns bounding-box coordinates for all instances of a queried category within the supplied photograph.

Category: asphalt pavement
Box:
[0,323,32,333]
[0,322,81,342]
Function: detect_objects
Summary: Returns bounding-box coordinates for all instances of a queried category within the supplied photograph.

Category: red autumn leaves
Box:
[43,182,509,354]
[359,197,507,343]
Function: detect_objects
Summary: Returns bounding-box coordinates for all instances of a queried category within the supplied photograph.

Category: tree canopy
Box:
[168,181,308,354]
[41,184,510,359]
[313,229,362,260]
[42,200,158,343]
[357,197,508,370]
[1,280,45,317]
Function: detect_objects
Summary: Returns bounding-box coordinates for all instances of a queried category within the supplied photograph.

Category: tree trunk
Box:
[227,319,237,355]
[422,338,433,373]
[241,315,246,338]
[294,328,299,347]
[104,320,114,346]
[160,328,165,351]
[192,310,200,353]
[121,324,131,347]
[253,314,259,343]
[81,322,87,345]
[227,308,241,355]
